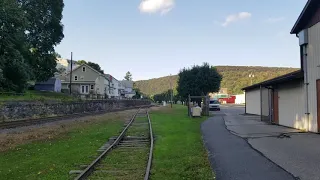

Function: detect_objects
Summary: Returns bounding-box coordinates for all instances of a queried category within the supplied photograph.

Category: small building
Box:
[35,78,62,92]
[242,71,304,127]
[242,0,320,133]
[235,93,245,104]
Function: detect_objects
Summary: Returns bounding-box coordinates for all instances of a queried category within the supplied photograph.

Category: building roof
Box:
[121,80,133,88]
[291,0,320,34]
[241,70,304,91]
[65,63,102,76]
[35,78,59,85]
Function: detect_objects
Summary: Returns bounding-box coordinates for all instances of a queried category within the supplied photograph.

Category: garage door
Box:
[245,88,261,115]
[278,80,305,129]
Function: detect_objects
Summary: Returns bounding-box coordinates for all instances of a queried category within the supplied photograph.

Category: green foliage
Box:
[124,71,133,81]
[0,116,124,179]
[77,60,87,65]
[135,66,299,96]
[19,0,64,81]
[177,63,222,99]
[0,0,64,92]
[151,105,214,179]
[54,52,62,58]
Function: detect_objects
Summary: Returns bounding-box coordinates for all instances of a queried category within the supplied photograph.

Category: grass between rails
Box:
[150,105,214,180]
[0,114,130,180]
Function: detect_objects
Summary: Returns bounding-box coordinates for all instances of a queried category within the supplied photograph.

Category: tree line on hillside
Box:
[135,66,299,96]
[153,63,222,104]
[0,0,64,92]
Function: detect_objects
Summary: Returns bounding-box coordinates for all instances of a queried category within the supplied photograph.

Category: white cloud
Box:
[266,17,286,23]
[222,12,252,27]
[139,0,175,15]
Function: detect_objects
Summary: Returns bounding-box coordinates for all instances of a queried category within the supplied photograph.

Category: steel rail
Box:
[0,105,149,129]
[74,107,142,180]
[144,109,154,180]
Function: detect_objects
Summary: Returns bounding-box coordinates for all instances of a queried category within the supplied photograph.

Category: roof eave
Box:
[241,70,303,91]
[290,0,314,34]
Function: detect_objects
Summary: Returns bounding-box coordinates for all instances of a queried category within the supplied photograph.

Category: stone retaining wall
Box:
[0,100,151,121]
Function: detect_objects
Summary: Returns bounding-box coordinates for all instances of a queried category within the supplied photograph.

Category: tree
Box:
[0,0,31,92]
[54,52,62,58]
[77,60,87,65]
[132,88,142,99]
[124,71,133,81]
[177,63,222,101]
[19,0,64,82]
[0,0,64,92]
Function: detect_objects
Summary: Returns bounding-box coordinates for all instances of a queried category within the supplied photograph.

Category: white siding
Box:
[278,80,306,130]
[246,88,261,115]
[306,22,320,132]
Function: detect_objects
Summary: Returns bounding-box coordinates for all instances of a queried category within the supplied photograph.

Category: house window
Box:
[91,85,94,90]
[81,85,89,94]
[82,67,86,72]
[74,75,78,81]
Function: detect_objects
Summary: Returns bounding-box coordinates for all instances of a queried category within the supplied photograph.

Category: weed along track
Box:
[71,108,154,180]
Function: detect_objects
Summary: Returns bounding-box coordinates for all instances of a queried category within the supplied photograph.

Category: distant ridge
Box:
[134,66,299,96]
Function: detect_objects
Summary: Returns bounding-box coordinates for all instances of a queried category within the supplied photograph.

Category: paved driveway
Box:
[203,106,320,180]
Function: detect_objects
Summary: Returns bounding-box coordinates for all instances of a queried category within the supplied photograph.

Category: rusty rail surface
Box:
[74,107,154,180]
[144,109,154,180]
[0,105,149,129]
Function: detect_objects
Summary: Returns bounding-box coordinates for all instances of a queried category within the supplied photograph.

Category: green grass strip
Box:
[150,105,214,180]
[0,119,124,180]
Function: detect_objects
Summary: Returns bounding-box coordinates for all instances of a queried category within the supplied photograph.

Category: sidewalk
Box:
[202,115,295,180]
[224,113,320,180]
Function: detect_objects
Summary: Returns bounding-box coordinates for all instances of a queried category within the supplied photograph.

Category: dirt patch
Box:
[0,109,137,152]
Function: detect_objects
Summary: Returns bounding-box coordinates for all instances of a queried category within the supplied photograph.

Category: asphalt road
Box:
[201,107,296,180]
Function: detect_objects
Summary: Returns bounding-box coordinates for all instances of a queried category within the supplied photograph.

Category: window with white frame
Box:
[82,67,86,72]
[80,85,89,94]
[74,75,78,81]
[91,85,94,90]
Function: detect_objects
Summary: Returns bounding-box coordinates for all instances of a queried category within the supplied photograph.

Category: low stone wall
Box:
[0,100,151,121]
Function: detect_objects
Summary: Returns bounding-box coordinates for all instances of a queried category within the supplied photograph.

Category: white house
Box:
[60,63,109,98]
[104,74,121,98]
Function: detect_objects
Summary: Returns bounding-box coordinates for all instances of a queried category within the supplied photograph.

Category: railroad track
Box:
[71,108,154,180]
[0,106,149,129]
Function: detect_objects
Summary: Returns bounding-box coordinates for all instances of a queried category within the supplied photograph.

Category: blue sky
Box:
[55,0,308,80]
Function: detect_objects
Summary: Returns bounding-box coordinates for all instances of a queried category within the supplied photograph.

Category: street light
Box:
[249,73,255,85]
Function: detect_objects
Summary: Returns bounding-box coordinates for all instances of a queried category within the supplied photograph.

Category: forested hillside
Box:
[134,66,299,96]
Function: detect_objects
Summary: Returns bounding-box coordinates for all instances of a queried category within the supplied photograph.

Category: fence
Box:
[0,99,151,121]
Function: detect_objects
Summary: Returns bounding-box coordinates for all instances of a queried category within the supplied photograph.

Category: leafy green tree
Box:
[18,0,64,82]
[77,60,87,65]
[0,0,31,92]
[124,71,133,81]
[54,52,62,58]
[177,63,222,101]
[133,88,142,99]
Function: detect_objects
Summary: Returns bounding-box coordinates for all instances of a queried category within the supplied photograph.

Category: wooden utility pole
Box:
[170,74,173,108]
[69,52,73,95]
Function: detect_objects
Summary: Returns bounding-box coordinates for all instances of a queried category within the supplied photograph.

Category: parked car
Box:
[209,100,220,111]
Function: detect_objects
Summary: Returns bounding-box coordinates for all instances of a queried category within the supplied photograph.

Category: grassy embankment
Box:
[0,105,214,180]
[0,90,76,101]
